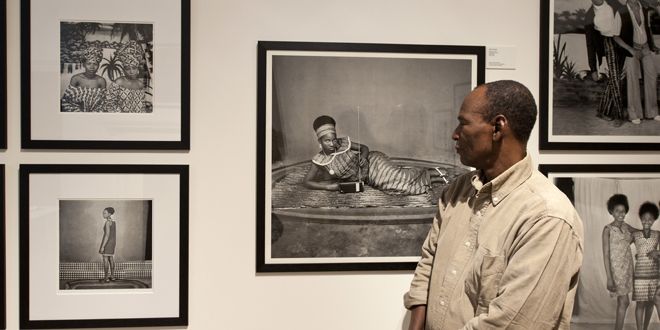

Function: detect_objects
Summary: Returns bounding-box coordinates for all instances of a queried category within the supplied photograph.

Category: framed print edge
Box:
[538,163,660,326]
[1,0,6,149]
[19,164,189,328]
[256,41,485,272]
[539,0,660,151]
[539,164,660,176]
[20,0,190,151]
[0,165,4,330]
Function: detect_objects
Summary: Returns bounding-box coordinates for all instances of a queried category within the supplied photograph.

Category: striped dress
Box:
[311,136,431,196]
[61,86,106,112]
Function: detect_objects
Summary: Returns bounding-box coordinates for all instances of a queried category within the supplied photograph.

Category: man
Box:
[585,0,626,125]
[613,0,660,124]
[404,80,584,329]
[585,0,608,81]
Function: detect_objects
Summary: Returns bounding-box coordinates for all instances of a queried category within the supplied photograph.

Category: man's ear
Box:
[492,115,507,141]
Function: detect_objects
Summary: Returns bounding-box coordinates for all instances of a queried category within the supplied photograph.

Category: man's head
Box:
[452,80,537,170]
[480,80,537,143]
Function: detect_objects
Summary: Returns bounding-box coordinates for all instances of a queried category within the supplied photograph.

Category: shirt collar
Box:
[470,154,533,206]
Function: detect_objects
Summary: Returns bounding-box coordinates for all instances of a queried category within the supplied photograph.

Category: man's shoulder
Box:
[518,171,582,230]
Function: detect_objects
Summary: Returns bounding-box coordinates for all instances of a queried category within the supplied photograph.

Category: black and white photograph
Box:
[0,165,5,330]
[59,199,152,290]
[21,0,190,150]
[20,164,188,329]
[1,0,6,149]
[540,164,660,330]
[540,0,660,150]
[60,22,154,113]
[257,41,485,272]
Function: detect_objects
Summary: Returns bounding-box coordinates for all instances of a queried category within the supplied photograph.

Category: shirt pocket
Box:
[466,245,506,315]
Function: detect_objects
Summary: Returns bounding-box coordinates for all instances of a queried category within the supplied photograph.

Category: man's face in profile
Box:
[452,87,494,169]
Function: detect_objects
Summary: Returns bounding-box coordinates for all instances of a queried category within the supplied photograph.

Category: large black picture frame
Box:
[257,41,485,272]
[20,0,190,150]
[19,164,188,329]
[539,164,660,327]
[1,0,6,149]
[0,165,5,330]
[539,0,660,150]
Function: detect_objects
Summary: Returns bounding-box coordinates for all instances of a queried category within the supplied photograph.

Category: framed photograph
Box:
[540,164,660,328]
[257,41,485,272]
[20,0,190,150]
[540,0,660,150]
[19,164,188,328]
[0,165,5,330]
[1,0,6,149]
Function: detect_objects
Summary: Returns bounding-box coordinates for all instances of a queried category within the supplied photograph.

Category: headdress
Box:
[80,44,103,64]
[116,40,145,68]
[313,115,336,139]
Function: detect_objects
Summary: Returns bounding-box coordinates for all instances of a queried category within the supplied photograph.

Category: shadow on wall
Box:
[401,309,411,330]
[59,199,152,262]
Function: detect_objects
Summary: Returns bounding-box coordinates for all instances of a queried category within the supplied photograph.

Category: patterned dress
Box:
[311,136,431,196]
[632,230,660,301]
[104,82,149,113]
[606,223,633,296]
[61,86,106,112]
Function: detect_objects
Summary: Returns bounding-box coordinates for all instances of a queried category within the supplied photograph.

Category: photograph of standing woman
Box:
[99,207,117,283]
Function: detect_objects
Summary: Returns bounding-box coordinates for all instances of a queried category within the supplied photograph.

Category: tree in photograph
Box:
[100,52,124,82]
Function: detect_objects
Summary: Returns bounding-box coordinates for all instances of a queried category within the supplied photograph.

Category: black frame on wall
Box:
[539,0,660,150]
[20,0,191,150]
[256,40,485,272]
[1,0,7,149]
[19,164,189,329]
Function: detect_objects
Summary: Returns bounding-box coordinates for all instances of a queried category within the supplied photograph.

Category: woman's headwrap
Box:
[80,44,104,64]
[313,115,337,139]
[116,40,146,68]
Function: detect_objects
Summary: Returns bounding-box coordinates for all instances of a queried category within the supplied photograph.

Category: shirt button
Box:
[493,197,499,203]
[465,241,471,247]
[451,269,457,275]
[476,211,482,216]
[440,300,446,306]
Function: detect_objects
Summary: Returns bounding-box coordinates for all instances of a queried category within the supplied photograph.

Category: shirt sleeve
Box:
[461,217,583,329]
[403,207,443,309]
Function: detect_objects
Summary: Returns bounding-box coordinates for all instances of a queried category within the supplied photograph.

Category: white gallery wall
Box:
[3,0,660,329]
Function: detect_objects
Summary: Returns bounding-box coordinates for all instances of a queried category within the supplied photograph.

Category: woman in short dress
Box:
[602,194,634,330]
[99,207,117,283]
[631,202,660,330]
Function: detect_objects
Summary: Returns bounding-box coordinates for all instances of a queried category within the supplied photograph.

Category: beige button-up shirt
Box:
[404,155,584,329]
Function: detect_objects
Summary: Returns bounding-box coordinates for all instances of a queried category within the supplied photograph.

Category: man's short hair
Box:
[481,80,537,143]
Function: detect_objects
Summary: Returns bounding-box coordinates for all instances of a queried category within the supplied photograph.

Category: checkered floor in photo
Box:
[60,261,152,280]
